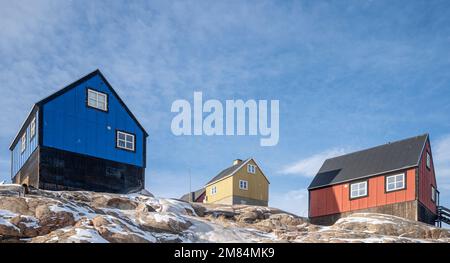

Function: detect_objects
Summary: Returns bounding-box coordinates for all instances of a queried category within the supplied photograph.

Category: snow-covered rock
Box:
[0,185,448,243]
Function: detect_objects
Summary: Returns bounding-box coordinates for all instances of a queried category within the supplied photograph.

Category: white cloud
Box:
[280,148,348,177]
[269,188,309,217]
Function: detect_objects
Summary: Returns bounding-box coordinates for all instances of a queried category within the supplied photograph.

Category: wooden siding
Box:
[309,168,416,218]
[205,176,233,204]
[232,159,269,203]
[41,73,145,167]
[204,159,269,206]
[418,140,437,214]
[11,110,39,177]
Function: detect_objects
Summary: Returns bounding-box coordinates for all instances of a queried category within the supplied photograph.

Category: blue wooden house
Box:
[9,70,148,193]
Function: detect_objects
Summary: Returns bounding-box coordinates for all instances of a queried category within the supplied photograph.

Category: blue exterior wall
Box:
[42,74,145,167]
[11,110,39,177]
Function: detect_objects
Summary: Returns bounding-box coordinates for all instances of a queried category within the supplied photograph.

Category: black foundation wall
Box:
[417,202,437,225]
[39,146,144,194]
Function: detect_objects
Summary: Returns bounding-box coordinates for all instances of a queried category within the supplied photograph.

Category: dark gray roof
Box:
[205,160,248,185]
[180,188,205,202]
[308,134,428,190]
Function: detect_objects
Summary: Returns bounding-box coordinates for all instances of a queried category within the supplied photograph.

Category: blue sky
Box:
[1,0,450,216]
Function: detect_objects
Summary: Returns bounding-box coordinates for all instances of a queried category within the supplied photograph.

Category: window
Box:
[21,132,27,153]
[87,89,108,111]
[386,173,405,192]
[211,186,217,195]
[30,117,36,139]
[431,186,436,203]
[116,131,135,151]
[426,152,431,170]
[350,181,367,199]
[247,164,256,174]
[239,180,248,190]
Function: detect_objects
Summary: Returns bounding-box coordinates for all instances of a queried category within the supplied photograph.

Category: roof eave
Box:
[308,164,419,190]
[9,104,39,150]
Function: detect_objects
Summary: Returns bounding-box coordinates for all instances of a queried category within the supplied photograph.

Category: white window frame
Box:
[426,152,431,170]
[211,186,217,195]
[239,180,248,190]
[87,88,108,111]
[386,173,405,192]
[431,186,436,203]
[30,117,36,139]
[21,132,27,153]
[116,131,135,151]
[350,181,367,199]
[247,164,256,174]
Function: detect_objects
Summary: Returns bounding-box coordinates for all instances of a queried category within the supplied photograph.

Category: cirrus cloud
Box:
[280,148,348,177]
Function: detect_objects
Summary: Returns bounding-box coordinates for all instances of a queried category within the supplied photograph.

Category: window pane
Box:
[88,90,96,99]
[118,140,125,147]
[98,101,106,110]
[126,142,133,149]
[88,98,97,107]
[351,190,358,197]
[396,182,403,189]
[126,134,134,142]
[118,133,125,140]
[387,176,394,183]
[98,94,105,103]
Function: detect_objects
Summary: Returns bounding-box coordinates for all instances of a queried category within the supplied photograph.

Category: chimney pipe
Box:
[233,159,243,165]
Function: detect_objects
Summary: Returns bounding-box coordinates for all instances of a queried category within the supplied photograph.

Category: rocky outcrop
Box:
[0,185,449,243]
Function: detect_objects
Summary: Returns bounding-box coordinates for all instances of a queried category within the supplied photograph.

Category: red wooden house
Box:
[180,188,206,203]
[308,134,439,225]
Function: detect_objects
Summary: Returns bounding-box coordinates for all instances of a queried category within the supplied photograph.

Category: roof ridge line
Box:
[324,133,429,162]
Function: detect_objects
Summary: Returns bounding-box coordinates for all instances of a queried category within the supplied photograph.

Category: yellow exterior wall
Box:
[205,176,233,204]
[204,159,269,205]
[232,159,269,202]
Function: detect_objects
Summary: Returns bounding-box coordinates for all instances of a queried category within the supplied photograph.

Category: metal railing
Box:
[436,206,450,227]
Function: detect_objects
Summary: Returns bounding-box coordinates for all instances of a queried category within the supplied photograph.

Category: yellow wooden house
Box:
[203,158,270,206]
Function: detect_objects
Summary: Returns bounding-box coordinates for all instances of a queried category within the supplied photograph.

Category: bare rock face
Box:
[0,197,32,216]
[1,185,449,243]
[136,212,192,233]
[34,204,76,235]
[92,216,151,243]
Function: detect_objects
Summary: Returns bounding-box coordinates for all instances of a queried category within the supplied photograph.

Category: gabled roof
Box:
[308,134,429,190]
[180,188,205,202]
[205,158,270,187]
[9,69,148,150]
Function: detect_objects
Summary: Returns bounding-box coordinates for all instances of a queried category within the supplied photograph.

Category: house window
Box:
[239,180,248,190]
[211,186,217,195]
[87,88,108,111]
[247,164,256,174]
[386,173,405,192]
[350,181,367,199]
[30,117,36,139]
[116,131,135,151]
[21,132,27,153]
[431,186,436,203]
[426,152,431,170]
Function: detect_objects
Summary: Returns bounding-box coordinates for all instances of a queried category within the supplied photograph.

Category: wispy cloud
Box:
[270,188,309,216]
[280,148,348,177]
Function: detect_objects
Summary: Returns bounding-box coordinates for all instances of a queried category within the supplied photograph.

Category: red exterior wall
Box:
[196,192,206,203]
[418,140,437,214]
[309,168,416,218]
